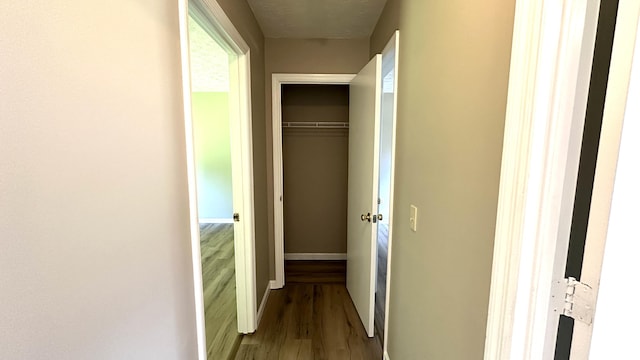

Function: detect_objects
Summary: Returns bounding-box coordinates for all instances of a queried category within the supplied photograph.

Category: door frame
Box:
[379,30,399,358]
[570,1,640,356]
[178,0,257,358]
[484,0,601,358]
[271,73,355,289]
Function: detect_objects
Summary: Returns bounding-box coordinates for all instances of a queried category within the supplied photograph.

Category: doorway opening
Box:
[179,0,257,359]
[188,15,239,359]
[271,74,356,289]
[271,31,399,355]
[281,84,351,264]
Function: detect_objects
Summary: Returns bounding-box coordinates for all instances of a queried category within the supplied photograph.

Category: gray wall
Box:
[370,0,516,358]
[264,38,370,276]
[0,0,197,358]
[281,85,350,254]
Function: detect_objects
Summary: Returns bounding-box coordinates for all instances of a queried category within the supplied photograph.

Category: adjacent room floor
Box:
[200,223,241,360]
[235,260,382,359]
[375,223,389,344]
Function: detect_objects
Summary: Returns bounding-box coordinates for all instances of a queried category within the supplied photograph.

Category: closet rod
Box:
[282,121,349,129]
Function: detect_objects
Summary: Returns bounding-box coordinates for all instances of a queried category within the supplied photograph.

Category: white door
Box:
[347,54,382,338]
[569,1,640,357]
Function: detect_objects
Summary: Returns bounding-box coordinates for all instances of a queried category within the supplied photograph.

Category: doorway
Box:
[188,14,239,359]
[271,73,356,288]
[271,32,399,354]
[179,1,257,359]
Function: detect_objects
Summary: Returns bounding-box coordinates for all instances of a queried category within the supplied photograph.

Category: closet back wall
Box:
[282,85,350,255]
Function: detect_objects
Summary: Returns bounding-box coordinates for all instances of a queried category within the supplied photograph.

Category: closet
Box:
[281,84,350,258]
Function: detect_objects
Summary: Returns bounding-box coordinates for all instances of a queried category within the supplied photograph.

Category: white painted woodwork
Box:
[346,54,382,338]
[484,0,599,358]
[571,1,640,357]
[271,73,355,289]
[380,30,400,356]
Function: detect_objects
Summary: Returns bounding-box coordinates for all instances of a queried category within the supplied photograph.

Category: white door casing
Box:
[484,0,599,358]
[271,73,355,289]
[347,54,382,338]
[380,30,399,356]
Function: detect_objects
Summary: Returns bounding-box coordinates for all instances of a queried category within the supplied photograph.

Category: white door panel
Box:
[347,54,382,338]
[571,1,640,357]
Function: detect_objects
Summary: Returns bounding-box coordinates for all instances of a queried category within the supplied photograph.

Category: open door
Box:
[568,1,640,357]
[347,54,382,338]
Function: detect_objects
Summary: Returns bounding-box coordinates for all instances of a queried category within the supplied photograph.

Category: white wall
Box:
[0,1,198,358]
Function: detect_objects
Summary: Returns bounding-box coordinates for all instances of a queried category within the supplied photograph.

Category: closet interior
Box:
[281,84,350,263]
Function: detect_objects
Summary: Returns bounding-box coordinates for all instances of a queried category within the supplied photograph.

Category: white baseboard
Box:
[198,218,234,224]
[257,280,277,327]
[284,253,347,260]
[384,351,390,360]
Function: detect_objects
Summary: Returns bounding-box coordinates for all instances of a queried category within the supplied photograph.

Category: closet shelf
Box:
[282,121,349,129]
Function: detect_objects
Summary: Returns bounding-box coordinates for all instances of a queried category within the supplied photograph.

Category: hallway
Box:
[235,262,382,359]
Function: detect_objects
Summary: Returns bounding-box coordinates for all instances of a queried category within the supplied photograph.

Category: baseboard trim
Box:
[257,280,276,327]
[199,218,234,224]
[384,351,390,360]
[284,253,347,261]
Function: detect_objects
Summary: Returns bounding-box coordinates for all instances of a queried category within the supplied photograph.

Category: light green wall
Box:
[192,92,233,219]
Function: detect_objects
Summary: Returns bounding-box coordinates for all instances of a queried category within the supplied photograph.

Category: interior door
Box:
[570,1,640,357]
[347,54,382,338]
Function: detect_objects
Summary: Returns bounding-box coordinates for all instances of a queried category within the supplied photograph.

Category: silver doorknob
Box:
[377,214,383,221]
[360,213,371,222]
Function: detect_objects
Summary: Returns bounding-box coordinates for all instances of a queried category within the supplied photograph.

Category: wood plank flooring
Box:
[374,224,389,343]
[285,260,346,284]
[235,261,382,360]
[200,223,241,360]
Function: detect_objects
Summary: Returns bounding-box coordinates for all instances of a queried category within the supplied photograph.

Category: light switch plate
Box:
[410,205,418,232]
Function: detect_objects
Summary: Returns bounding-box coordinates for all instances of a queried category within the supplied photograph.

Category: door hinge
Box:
[233,213,240,222]
[552,277,595,325]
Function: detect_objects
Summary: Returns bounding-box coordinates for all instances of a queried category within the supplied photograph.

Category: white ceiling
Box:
[188,17,229,93]
[247,0,387,39]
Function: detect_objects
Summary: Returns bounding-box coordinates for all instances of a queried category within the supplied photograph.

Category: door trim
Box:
[484,0,599,358]
[380,30,399,356]
[178,0,257,358]
[571,2,640,356]
[271,73,355,289]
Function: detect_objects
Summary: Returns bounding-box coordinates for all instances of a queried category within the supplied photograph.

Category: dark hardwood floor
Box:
[200,223,241,360]
[235,261,382,359]
[285,260,346,284]
[374,224,389,344]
